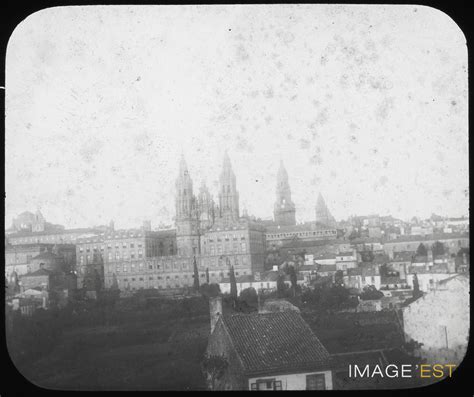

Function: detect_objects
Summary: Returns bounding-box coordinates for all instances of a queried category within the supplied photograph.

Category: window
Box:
[251,380,282,391]
[306,374,326,390]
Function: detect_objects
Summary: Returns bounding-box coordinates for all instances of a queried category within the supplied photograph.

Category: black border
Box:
[1,1,472,395]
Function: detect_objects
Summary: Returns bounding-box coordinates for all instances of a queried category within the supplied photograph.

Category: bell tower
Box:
[273,161,296,226]
[218,151,240,224]
[175,155,199,256]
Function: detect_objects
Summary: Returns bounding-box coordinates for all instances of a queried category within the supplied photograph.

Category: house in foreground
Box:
[204,297,333,390]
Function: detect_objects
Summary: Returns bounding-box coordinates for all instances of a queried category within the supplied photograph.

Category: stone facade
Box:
[273,161,296,226]
[402,274,469,366]
[101,153,265,291]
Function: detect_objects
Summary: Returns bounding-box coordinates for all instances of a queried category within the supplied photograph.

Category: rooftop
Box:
[385,232,469,244]
[8,227,100,238]
[220,311,330,376]
[21,268,52,277]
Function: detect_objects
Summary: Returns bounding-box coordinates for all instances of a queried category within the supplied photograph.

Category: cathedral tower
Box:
[315,193,336,228]
[273,161,296,226]
[175,155,199,256]
[197,180,215,231]
[218,152,239,224]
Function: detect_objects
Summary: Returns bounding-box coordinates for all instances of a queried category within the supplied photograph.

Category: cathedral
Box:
[174,152,266,279]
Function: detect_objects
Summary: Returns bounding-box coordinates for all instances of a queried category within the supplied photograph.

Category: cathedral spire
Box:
[274,160,296,226]
[315,193,336,227]
[179,153,188,176]
[218,152,239,223]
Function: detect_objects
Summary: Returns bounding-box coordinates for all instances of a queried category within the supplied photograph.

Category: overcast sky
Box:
[5,5,468,230]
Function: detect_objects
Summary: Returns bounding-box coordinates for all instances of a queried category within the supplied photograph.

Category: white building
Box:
[402,274,469,365]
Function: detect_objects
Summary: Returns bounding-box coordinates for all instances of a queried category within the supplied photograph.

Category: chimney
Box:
[209,296,222,334]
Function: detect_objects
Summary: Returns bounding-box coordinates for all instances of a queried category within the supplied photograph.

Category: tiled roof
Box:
[317,264,337,272]
[21,268,52,277]
[32,252,60,260]
[381,276,404,285]
[338,251,355,257]
[266,222,336,234]
[299,264,319,272]
[391,251,414,262]
[385,232,469,244]
[8,228,100,237]
[221,311,330,376]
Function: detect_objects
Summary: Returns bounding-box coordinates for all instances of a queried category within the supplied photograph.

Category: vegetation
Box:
[199,283,221,298]
[229,266,237,300]
[201,354,229,390]
[193,256,200,291]
[416,243,427,257]
[6,293,211,390]
[412,274,422,299]
[359,285,384,301]
[301,284,358,312]
[431,241,445,256]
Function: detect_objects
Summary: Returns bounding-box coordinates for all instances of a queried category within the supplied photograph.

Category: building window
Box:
[306,374,326,390]
[251,380,282,391]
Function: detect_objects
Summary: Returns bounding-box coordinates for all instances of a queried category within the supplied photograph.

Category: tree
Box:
[288,265,298,296]
[206,268,210,284]
[93,269,102,293]
[111,273,119,290]
[200,283,221,298]
[432,241,445,257]
[239,287,258,309]
[334,270,344,286]
[193,256,200,291]
[229,265,238,300]
[360,250,374,262]
[201,354,229,390]
[360,285,384,300]
[413,273,422,298]
[276,273,286,298]
[416,243,427,257]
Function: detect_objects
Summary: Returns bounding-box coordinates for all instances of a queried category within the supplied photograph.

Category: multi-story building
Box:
[5,243,75,279]
[383,233,469,259]
[76,229,176,289]
[102,152,266,292]
[6,227,104,245]
[265,222,338,249]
